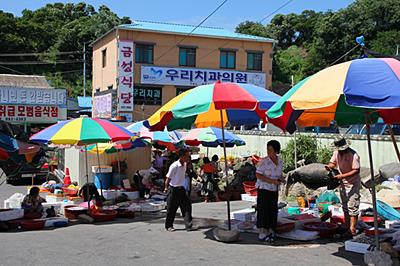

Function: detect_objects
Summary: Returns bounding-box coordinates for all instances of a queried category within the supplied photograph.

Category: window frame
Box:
[179,47,196,67]
[135,43,154,64]
[220,49,236,69]
[247,51,263,71]
[102,48,107,68]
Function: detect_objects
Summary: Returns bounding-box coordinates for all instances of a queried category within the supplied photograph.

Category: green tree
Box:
[0,3,130,96]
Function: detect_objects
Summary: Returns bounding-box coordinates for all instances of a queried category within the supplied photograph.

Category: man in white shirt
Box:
[164,149,194,231]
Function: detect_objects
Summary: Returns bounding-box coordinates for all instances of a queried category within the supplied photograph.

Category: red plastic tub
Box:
[303,222,338,238]
[64,206,87,219]
[361,215,383,225]
[21,219,45,231]
[91,210,118,222]
[62,187,78,197]
[243,181,257,196]
[276,222,295,234]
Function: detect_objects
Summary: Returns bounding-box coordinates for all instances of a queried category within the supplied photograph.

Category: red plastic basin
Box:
[303,222,338,238]
[91,210,118,222]
[243,181,257,196]
[21,219,45,231]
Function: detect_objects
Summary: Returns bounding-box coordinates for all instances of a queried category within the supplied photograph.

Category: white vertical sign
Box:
[118,41,134,112]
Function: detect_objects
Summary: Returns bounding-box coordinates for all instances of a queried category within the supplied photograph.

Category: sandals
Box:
[265,232,276,244]
[166,227,176,232]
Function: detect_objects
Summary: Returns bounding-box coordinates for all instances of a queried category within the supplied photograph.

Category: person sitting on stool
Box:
[164,148,195,232]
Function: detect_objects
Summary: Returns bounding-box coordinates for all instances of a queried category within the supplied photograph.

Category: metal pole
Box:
[83,43,86,97]
[84,146,90,211]
[95,143,104,197]
[294,131,297,168]
[387,124,400,162]
[207,147,209,158]
[220,110,231,230]
[365,114,380,250]
[116,150,122,186]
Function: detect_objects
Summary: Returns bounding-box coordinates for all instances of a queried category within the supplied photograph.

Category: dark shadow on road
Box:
[331,246,365,266]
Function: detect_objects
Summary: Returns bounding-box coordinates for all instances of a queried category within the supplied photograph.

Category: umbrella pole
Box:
[220,110,231,230]
[95,143,104,197]
[366,114,380,250]
[207,147,209,157]
[387,124,400,162]
[84,146,90,212]
[117,150,122,187]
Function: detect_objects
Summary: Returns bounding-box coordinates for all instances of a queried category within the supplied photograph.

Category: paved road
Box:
[0,182,363,266]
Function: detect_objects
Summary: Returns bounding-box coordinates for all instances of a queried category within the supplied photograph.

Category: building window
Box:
[179,47,196,67]
[134,87,162,105]
[176,87,191,96]
[102,49,107,68]
[247,52,263,71]
[135,44,154,64]
[220,50,236,69]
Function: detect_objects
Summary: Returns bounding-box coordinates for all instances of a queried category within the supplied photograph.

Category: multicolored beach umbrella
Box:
[30,116,135,145]
[267,58,400,133]
[84,138,148,154]
[146,81,281,130]
[126,120,182,144]
[182,127,245,147]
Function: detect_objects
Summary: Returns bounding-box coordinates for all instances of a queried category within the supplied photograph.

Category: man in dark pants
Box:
[164,149,195,232]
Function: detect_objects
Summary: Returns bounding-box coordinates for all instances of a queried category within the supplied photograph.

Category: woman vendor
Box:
[21,187,46,218]
[255,140,284,243]
[200,157,217,202]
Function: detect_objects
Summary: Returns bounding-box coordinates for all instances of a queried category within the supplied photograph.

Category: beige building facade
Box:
[91,21,276,121]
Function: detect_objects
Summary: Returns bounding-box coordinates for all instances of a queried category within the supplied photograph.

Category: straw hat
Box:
[331,137,351,151]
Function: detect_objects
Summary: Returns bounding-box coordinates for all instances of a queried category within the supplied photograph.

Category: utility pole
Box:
[83,43,86,97]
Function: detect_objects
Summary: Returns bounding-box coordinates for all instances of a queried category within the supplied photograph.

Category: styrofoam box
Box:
[230,208,255,222]
[345,240,371,254]
[46,194,67,203]
[119,191,140,200]
[4,199,21,209]
[385,220,400,229]
[42,202,63,214]
[0,209,24,221]
[241,194,257,203]
[328,205,344,216]
[98,189,118,201]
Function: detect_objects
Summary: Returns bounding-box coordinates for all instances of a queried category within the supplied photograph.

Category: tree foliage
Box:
[0,3,130,97]
[281,135,332,173]
[235,0,400,89]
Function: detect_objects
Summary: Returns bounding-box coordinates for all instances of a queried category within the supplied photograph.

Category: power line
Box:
[0,60,84,65]
[151,0,228,64]
[259,0,294,23]
[0,51,84,57]
[0,65,26,75]
[196,0,293,67]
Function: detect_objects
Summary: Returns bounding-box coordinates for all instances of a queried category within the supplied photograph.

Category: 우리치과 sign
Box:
[140,66,266,88]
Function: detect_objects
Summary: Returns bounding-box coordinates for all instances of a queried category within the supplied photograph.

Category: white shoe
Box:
[258,233,267,241]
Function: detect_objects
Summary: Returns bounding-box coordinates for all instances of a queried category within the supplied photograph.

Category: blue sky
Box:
[1,0,354,30]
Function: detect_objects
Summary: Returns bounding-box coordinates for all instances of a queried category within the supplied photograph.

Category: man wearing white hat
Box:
[326,137,361,236]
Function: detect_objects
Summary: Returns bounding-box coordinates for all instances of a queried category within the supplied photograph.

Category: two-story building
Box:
[91,20,276,121]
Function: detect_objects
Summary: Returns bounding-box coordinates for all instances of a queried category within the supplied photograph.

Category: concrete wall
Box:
[92,32,118,93]
[64,146,152,186]
[199,132,400,170]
